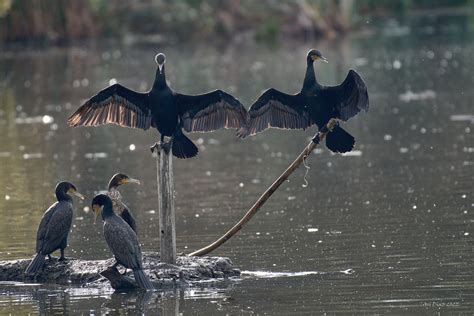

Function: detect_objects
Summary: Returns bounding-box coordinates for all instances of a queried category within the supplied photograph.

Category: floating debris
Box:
[399,90,436,102]
[129,144,136,151]
[242,270,320,278]
[307,228,319,233]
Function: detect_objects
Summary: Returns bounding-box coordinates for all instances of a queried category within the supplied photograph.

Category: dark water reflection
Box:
[0,21,473,314]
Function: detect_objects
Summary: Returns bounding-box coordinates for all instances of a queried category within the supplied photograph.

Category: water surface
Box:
[0,18,473,314]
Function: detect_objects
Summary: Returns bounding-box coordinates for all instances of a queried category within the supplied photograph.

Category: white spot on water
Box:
[288,196,296,201]
[129,144,136,151]
[307,228,319,233]
[5,195,10,201]
[384,134,392,141]
[239,182,244,188]
[195,214,200,218]
[464,232,469,236]
[83,206,90,213]
[23,153,43,160]
[341,150,362,157]
[399,90,436,102]
[393,60,402,69]
[84,152,108,159]
[148,210,156,214]
[42,115,54,124]
[450,114,474,123]
[399,147,409,154]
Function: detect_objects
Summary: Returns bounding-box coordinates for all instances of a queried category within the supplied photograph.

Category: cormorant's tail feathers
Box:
[133,269,154,290]
[25,253,45,275]
[326,124,355,153]
[171,131,198,159]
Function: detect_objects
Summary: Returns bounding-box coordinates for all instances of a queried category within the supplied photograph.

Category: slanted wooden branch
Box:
[188,118,338,257]
[154,143,176,264]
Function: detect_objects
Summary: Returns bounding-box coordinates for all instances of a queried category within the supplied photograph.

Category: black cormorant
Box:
[239,49,369,153]
[92,194,154,290]
[104,173,140,233]
[25,182,84,275]
[68,53,248,159]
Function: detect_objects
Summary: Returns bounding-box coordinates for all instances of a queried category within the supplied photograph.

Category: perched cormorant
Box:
[68,53,248,159]
[92,194,154,290]
[105,173,140,233]
[239,49,369,153]
[25,182,84,275]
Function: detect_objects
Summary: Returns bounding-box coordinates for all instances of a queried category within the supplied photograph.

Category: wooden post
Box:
[155,143,176,264]
[188,119,338,257]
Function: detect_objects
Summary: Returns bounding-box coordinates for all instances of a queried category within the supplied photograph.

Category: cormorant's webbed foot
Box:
[150,142,160,153]
[150,141,172,154]
[58,249,67,261]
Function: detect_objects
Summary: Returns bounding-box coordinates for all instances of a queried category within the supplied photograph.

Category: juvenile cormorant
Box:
[92,194,154,290]
[25,182,84,275]
[68,53,248,159]
[239,49,369,153]
[105,173,140,233]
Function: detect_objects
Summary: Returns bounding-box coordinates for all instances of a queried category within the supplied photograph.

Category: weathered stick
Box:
[188,118,338,257]
[155,143,176,264]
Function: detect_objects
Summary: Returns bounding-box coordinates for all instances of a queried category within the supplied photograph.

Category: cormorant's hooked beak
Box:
[320,55,329,63]
[311,55,329,63]
[68,189,85,200]
[92,204,102,224]
[122,177,141,185]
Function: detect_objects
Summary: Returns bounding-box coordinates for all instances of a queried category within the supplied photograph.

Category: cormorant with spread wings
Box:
[68,53,247,158]
[239,49,369,153]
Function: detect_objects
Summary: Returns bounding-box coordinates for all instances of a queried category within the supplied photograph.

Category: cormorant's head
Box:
[155,53,166,73]
[307,49,328,63]
[56,181,84,200]
[108,173,140,190]
[92,194,113,223]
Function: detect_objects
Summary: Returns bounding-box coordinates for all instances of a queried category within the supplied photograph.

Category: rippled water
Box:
[0,17,473,314]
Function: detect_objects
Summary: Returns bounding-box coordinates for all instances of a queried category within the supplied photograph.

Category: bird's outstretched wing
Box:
[321,69,369,121]
[67,84,152,130]
[176,90,247,133]
[239,88,313,137]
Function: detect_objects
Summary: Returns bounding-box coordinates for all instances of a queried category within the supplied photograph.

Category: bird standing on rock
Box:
[68,53,248,159]
[105,173,141,233]
[25,182,84,275]
[92,194,154,290]
[239,49,369,153]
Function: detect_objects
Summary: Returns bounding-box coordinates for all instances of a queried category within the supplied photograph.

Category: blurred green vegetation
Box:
[0,0,473,44]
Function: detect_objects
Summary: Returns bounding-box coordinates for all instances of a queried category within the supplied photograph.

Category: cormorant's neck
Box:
[102,203,115,220]
[56,190,72,202]
[153,65,167,89]
[302,59,317,90]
